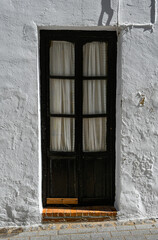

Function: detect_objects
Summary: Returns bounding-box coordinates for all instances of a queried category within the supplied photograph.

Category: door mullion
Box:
[75,40,83,203]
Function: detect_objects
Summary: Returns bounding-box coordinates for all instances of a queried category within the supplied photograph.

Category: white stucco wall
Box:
[0,0,158,226]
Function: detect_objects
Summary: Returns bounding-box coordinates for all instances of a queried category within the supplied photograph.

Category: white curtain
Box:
[83,80,106,114]
[50,41,75,151]
[49,41,107,152]
[83,42,107,151]
[83,118,107,151]
[50,79,74,114]
[83,42,107,76]
[50,118,75,151]
[50,41,74,76]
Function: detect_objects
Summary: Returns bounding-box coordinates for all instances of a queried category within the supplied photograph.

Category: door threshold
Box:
[42,206,117,223]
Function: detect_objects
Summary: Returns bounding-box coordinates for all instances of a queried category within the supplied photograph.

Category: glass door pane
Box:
[50,79,75,114]
[50,117,75,151]
[83,42,107,76]
[50,41,75,76]
[83,79,106,114]
[83,118,107,152]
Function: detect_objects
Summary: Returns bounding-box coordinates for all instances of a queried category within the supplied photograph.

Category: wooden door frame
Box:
[40,30,117,207]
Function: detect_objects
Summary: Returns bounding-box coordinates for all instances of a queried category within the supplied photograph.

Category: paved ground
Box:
[1,219,158,240]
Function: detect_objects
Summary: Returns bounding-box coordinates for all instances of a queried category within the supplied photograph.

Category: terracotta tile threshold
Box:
[42,206,117,223]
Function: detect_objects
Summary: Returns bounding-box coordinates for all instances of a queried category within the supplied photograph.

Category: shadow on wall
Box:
[150,0,155,24]
[98,0,114,26]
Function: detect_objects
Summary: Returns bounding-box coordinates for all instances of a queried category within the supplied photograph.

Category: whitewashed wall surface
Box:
[0,0,158,226]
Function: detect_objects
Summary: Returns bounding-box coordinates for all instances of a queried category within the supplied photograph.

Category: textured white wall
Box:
[119,0,154,24]
[0,0,158,226]
[116,26,158,220]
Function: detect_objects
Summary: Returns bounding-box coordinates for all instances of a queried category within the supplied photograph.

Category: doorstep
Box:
[42,206,117,223]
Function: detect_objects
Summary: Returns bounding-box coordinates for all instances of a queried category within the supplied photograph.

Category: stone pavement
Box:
[1,219,158,240]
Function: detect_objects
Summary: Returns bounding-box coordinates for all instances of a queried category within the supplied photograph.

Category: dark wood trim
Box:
[83,76,108,79]
[82,114,107,118]
[50,76,108,80]
[50,75,75,79]
[50,114,75,117]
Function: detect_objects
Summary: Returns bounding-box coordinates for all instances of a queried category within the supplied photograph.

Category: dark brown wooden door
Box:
[40,30,117,206]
